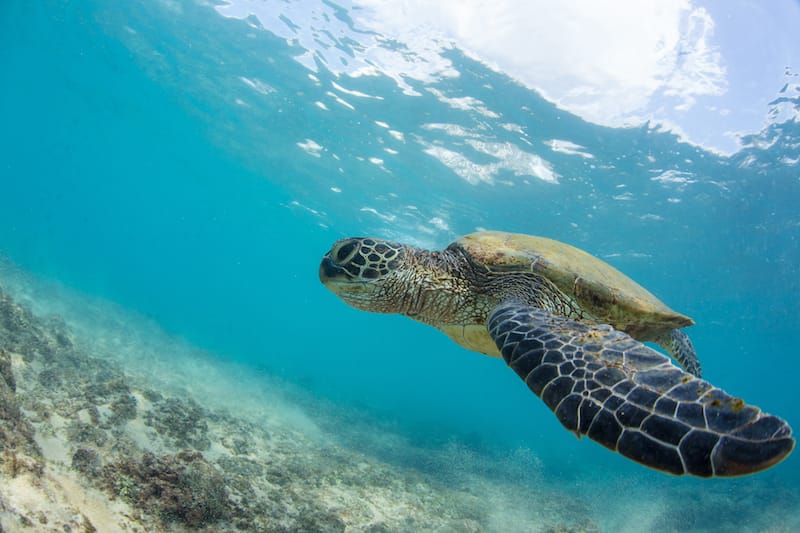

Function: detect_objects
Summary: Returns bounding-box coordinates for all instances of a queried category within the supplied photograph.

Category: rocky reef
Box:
[0,283,603,531]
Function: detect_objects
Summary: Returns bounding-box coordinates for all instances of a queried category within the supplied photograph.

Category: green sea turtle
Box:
[319,231,794,477]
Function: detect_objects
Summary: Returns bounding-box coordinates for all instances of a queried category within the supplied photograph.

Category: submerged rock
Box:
[0,348,40,462]
[72,447,103,478]
[0,290,66,362]
[109,392,138,423]
[0,347,15,392]
[145,397,211,451]
[102,449,229,528]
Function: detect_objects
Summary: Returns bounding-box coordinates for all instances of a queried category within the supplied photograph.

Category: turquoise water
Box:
[2,0,799,529]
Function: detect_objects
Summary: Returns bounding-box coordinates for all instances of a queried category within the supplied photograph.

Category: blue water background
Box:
[2,0,799,527]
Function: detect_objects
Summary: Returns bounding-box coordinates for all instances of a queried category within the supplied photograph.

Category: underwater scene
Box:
[1,0,799,531]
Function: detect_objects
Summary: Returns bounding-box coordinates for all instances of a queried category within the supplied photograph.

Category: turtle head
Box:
[320,237,409,313]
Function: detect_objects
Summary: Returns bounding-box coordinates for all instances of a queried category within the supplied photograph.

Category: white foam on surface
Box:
[466,139,559,184]
[326,91,356,110]
[422,145,494,185]
[360,206,397,222]
[546,139,595,159]
[331,81,384,100]
[650,169,698,188]
[239,75,276,95]
[426,88,500,118]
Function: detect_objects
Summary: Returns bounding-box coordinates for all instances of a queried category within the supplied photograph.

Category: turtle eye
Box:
[334,240,359,264]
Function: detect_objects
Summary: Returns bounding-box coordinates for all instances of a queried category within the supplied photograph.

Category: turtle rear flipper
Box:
[654,328,702,378]
[488,303,794,477]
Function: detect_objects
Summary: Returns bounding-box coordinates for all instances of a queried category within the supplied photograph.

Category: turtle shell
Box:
[453,231,693,339]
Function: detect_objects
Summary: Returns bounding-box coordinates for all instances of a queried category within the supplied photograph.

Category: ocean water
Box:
[2,0,799,531]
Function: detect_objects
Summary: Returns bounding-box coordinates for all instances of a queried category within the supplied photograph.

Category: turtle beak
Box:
[319,254,349,285]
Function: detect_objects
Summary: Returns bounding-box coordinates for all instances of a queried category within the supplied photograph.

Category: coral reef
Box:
[3,283,600,531]
[144,397,210,450]
[101,450,228,528]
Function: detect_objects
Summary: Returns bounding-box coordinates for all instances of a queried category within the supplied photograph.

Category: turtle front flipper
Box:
[488,303,794,477]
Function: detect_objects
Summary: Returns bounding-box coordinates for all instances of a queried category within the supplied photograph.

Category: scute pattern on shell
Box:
[453,231,693,336]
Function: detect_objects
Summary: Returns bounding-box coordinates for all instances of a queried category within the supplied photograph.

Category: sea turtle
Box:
[319,231,794,477]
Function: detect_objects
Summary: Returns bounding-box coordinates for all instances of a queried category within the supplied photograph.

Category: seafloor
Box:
[1,263,797,532]
[0,266,603,533]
